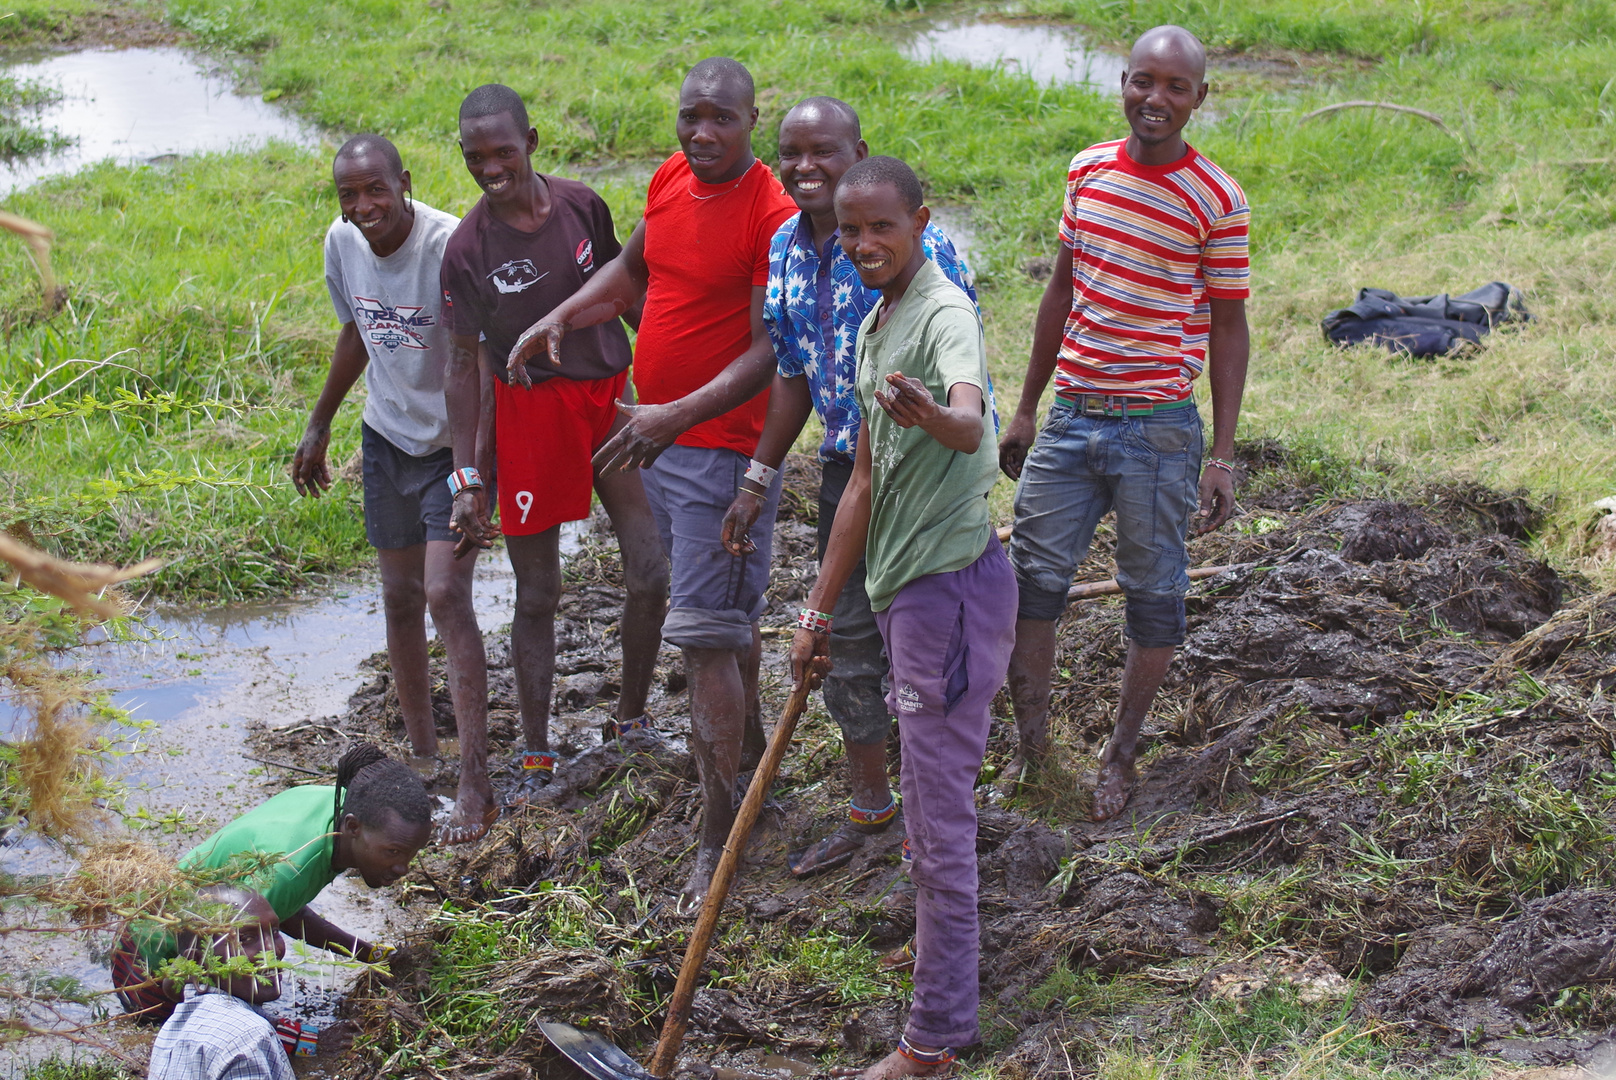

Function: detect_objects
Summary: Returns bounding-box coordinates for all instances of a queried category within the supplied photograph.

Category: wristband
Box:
[1206,458,1238,475]
[797,607,833,634]
[744,458,778,489]
[447,467,484,496]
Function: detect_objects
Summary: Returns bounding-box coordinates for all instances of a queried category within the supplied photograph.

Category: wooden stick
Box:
[1298,100,1453,134]
[1066,563,1244,601]
[648,682,812,1077]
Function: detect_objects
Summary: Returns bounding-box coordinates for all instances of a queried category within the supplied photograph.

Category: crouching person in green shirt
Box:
[112,743,432,1021]
[790,156,1014,1079]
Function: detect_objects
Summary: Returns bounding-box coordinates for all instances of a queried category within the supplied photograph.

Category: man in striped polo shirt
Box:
[998,24,1250,823]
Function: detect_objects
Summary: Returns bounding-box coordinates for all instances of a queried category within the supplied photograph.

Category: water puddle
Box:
[0,46,317,196]
[926,203,976,265]
[894,19,1127,92]
[1,527,585,1065]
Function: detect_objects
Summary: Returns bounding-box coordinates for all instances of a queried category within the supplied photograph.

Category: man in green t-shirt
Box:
[789,155,1015,1078]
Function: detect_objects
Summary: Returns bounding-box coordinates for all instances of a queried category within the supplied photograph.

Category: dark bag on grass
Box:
[1321,282,1531,357]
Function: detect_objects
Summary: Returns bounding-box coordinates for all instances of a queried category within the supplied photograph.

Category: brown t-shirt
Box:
[440,175,631,385]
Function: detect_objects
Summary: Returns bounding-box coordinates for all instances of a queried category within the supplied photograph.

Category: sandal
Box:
[506,750,557,807]
[877,939,916,974]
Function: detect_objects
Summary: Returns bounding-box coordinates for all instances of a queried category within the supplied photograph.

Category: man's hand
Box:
[789,627,832,690]
[591,401,686,474]
[507,318,570,388]
[722,489,764,556]
[292,422,332,497]
[450,488,496,559]
[998,411,1037,481]
[873,372,940,429]
[1193,464,1236,536]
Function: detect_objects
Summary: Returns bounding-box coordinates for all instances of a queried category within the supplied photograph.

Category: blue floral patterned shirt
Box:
[764,212,979,466]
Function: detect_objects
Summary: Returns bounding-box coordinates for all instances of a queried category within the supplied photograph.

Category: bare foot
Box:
[675,845,721,917]
[787,826,867,878]
[436,785,499,846]
[1091,759,1137,822]
[994,745,1048,798]
[832,1048,955,1079]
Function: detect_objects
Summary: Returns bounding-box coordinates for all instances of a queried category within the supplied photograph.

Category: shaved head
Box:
[782,96,860,142]
[683,56,755,106]
[334,133,403,179]
[1129,24,1207,84]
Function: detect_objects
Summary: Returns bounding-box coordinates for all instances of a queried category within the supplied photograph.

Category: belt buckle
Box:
[1078,395,1110,418]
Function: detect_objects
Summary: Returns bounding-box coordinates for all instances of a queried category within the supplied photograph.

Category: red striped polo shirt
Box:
[1057,139,1250,402]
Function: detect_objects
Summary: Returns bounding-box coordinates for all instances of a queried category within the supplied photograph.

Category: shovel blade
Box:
[540,1021,660,1080]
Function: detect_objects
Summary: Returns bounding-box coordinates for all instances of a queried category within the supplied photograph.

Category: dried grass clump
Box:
[11,693,100,840]
[41,840,178,926]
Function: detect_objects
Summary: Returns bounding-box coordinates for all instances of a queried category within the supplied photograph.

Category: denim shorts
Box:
[361,422,457,550]
[640,443,782,653]
[1007,399,1204,647]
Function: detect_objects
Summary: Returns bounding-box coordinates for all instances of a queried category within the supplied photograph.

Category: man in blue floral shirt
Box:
[722,97,976,880]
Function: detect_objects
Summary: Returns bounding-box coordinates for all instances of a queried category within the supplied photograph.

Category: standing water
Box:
[895,20,1128,92]
[0,46,317,195]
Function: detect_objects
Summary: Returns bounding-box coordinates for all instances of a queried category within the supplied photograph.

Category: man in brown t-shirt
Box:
[441,84,668,832]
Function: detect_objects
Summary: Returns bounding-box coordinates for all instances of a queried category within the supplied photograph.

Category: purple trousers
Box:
[875,534,1016,1048]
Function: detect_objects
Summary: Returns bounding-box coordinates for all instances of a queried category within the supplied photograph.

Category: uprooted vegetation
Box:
[253,445,1616,1078]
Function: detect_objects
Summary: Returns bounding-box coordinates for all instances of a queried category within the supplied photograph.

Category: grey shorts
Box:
[361,422,457,550]
[641,443,782,653]
[818,459,891,746]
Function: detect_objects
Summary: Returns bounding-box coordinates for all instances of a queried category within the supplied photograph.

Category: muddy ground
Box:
[253,446,1616,1078]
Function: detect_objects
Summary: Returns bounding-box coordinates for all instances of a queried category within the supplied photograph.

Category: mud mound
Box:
[285,443,1616,1078]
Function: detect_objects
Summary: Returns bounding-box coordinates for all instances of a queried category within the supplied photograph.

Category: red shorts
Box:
[493,369,628,536]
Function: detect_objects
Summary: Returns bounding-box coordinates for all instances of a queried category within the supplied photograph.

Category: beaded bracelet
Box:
[797,607,833,633]
[1206,457,1238,475]
[744,458,778,488]
[446,466,484,496]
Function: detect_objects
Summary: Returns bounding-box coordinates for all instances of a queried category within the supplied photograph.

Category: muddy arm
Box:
[280,906,374,962]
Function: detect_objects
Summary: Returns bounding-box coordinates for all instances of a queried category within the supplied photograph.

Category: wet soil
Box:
[272,446,1616,1078]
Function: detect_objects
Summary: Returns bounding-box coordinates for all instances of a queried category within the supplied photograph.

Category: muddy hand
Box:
[507,318,569,388]
[790,627,832,691]
[873,371,939,429]
[998,411,1036,481]
[591,400,684,474]
[450,489,496,559]
[721,489,764,556]
[1192,462,1236,536]
[291,423,332,497]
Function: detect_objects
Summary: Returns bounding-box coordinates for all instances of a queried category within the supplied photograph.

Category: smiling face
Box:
[777,105,866,219]
[835,181,928,293]
[459,111,539,206]
[334,153,412,255]
[343,807,431,888]
[676,78,759,185]
[1120,33,1208,151]
[210,894,285,1005]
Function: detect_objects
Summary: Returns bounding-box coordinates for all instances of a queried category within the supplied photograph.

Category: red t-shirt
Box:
[1057,139,1250,402]
[633,153,796,454]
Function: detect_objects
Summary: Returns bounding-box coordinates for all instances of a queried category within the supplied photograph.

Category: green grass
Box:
[2,0,1614,595]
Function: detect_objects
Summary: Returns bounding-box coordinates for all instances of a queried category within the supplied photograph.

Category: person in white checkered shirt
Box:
[147,887,293,1080]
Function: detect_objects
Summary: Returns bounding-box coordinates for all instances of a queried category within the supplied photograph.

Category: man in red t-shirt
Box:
[440,85,669,839]
[999,25,1251,827]
[510,57,795,915]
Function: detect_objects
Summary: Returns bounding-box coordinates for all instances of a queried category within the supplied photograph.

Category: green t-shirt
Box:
[136,784,339,968]
[854,258,997,611]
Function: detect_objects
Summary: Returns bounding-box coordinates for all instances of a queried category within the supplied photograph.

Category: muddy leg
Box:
[1093,641,1175,822]
[740,622,767,769]
[507,529,561,753]
[680,644,744,916]
[377,544,437,758]
[1003,617,1056,788]
[425,540,494,840]
[595,463,668,724]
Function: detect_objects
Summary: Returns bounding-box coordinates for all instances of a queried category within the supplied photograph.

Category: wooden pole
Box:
[648,682,812,1077]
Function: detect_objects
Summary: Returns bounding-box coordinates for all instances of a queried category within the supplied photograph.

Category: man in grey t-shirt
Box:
[291,134,495,845]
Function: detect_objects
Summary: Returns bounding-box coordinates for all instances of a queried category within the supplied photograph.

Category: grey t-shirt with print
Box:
[323,202,460,457]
